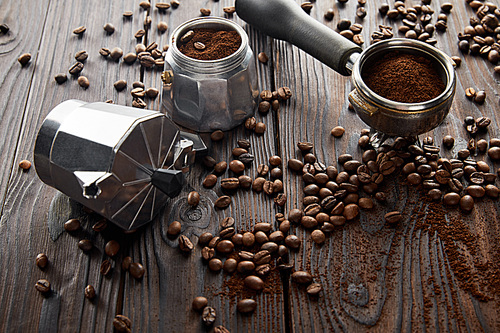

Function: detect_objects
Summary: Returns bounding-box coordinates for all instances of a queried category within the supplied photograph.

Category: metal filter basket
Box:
[348,39,457,136]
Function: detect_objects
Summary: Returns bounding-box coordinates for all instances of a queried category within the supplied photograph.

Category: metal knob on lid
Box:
[34,100,206,230]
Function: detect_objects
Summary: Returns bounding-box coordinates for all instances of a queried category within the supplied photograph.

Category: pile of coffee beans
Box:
[202,140,288,208]
[287,121,500,240]
[193,213,319,313]
[457,1,500,74]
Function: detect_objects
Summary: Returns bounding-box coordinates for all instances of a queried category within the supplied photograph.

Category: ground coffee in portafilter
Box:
[362,52,445,103]
[178,28,242,60]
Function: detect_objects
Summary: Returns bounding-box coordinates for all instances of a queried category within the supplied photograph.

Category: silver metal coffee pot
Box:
[34,100,207,230]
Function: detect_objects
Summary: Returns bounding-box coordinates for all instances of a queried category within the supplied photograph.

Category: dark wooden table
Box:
[1,0,500,332]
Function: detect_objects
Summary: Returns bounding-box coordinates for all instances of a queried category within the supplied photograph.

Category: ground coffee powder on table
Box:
[362,52,445,103]
[179,28,241,60]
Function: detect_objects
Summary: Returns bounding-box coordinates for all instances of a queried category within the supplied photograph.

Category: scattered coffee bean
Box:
[129,262,145,279]
[258,52,269,63]
[192,296,208,311]
[384,211,402,224]
[114,79,127,91]
[200,8,211,16]
[77,76,89,88]
[104,240,119,257]
[214,195,231,209]
[306,283,322,296]
[36,253,48,269]
[211,130,224,142]
[237,299,257,313]
[244,275,264,291]
[78,239,93,252]
[292,271,313,284]
[229,160,245,173]
[84,284,96,300]
[113,315,132,332]
[100,259,112,276]
[187,191,200,206]
[54,73,68,84]
[69,62,84,75]
[223,6,236,14]
[35,279,51,294]
[72,26,86,35]
[179,235,194,252]
[110,47,123,60]
[331,126,345,137]
[99,47,110,57]
[103,23,115,34]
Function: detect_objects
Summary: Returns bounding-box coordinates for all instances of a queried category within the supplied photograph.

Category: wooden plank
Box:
[120,0,287,331]
[0,0,50,208]
[0,0,144,331]
[274,1,500,332]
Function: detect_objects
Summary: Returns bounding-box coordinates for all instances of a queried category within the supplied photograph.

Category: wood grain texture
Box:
[0,0,143,331]
[120,1,286,331]
[0,0,50,207]
[275,1,500,332]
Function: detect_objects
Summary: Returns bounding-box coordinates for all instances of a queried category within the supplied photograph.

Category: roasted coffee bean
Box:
[297,141,313,152]
[358,197,374,209]
[187,191,200,206]
[199,232,213,246]
[35,279,51,294]
[427,189,442,200]
[303,184,320,196]
[78,239,93,252]
[288,209,303,224]
[220,227,235,240]
[203,174,217,188]
[236,175,251,189]
[72,26,86,35]
[69,62,84,75]
[210,130,224,141]
[285,234,302,249]
[214,162,228,174]
[167,221,182,237]
[202,306,216,326]
[100,259,112,276]
[485,184,500,198]
[469,172,485,184]
[216,240,234,254]
[36,253,48,269]
[179,235,194,252]
[331,126,345,137]
[223,258,238,274]
[54,73,68,84]
[237,299,257,313]
[275,193,287,206]
[343,204,359,220]
[228,160,245,174]
[311,229,326,244]
[244,275,264,291]
[113,315,132,332]
[288,159,304,172]
[209,237,220,249]
[474,90,486,104]
[221,178,239,190]
[105,240,120,257]
[64,218,81,232]
[254,231,269,244]
[201,247,215,261]
[243,117,256,131]
[292,271,313,284]
[128,264,145,279]
[121,257,132,271]
[77,76,89,88]
[467,185,485,198]
[208,258,223,272]
[488,147,500,160]
[338,154,353,165]
[270,167,283,179]
[219,217,235,229]
[263,180,274,195]
[484,173,497,183]
[192,296,208,311]
[84,284,96,300]
[460,195,474,212]
[385,211,402,224]
[358,135,370,148]
[254,250,271,266]
[477,139,488,153]
[443,192,460,205]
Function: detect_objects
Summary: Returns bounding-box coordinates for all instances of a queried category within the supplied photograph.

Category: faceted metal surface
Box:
[34,100,195,230]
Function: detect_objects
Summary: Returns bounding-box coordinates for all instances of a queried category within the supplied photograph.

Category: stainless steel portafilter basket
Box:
[236,0,457,136]
[349,39,456,136]
[34,100,207,230]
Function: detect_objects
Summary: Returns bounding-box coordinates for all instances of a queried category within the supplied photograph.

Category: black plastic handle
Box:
[235,0,362,75]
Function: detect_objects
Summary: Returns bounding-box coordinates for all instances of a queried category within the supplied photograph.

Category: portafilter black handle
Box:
[235,0,362,76]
